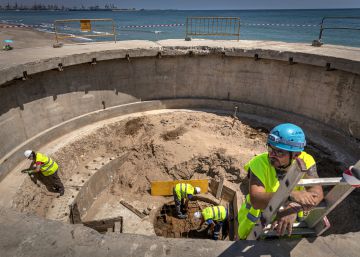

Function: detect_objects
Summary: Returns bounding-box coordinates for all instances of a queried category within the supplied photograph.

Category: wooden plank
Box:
[210,179,235,202]
[216,176,225,199]
[151,179,209,196]
[232,191,243,240]
[120,200,146,218]
[194,195,220,206]
[82,216,123,233]
[227,202,234,240]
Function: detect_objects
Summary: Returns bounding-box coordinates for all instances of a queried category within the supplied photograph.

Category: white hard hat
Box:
[193,211,202,220]
[24,150,33,158]
[194,187,201,194]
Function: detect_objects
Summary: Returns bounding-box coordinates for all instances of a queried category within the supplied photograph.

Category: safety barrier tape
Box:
[120,23,319,29]
[0,23,320,29]
[243,23,319,27]
[0,24,43,28]
[119,23,185,29]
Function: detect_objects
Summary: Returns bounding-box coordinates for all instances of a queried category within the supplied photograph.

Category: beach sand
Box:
[0,24,72,49]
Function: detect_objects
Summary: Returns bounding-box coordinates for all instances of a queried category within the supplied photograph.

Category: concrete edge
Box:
[1,47,162,85]
[1,207,359,257]
[1,41,360,85]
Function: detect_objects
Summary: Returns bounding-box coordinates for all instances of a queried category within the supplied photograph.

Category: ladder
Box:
[246,159,360,240]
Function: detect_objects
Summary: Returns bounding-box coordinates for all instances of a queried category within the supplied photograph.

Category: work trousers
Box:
[173,189,185,215]
[31,170,64,194]
[213,219,229,240]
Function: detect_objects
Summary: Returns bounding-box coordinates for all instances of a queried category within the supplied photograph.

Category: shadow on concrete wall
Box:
[218,238,301,257]
[0,58,138,114]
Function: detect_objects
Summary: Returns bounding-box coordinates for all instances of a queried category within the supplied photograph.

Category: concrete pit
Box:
[3,111,357,237]
[1,40,360,256]
[154,201,227,239]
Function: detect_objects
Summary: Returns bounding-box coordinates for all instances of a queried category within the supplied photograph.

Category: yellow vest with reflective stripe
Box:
[174,183,195,200]
[238,194,261,239]
[202,206,227,222]
[36,152,58,176]
[244,152,315,192]
[238,151,315,239]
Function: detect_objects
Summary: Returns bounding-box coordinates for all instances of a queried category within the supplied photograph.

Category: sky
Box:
[0,0,360,10]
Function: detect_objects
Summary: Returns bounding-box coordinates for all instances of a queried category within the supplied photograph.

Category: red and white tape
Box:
[120,23,185,29]
[0,23,320,30]
[243,23,319,27]
[0,24,43,28]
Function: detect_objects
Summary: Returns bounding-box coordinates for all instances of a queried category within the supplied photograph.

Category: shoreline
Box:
[0,23,57,49]
[0,23,77,49]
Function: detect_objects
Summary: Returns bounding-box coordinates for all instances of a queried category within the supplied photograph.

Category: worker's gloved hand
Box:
[289,191,318,207]
[177,214,188,219]
[21,169,32,174]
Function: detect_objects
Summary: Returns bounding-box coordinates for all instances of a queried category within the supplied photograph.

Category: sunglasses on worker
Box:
[267,144,289,157]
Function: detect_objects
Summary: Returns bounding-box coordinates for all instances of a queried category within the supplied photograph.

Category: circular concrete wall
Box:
[0,41,359,180]
[1,40,360,257]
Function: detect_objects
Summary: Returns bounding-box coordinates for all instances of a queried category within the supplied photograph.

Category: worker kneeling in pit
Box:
[22,150,65,196]
[173,183,201,219]
[194,205,228,240]
[238,123,324,239]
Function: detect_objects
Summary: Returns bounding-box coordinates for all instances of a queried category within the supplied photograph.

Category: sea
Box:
[1,9,360,47]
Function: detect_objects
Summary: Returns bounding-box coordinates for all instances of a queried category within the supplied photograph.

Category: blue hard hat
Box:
[267,123,306,152]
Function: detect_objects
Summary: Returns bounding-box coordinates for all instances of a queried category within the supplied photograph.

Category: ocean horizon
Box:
[1,8,360,46]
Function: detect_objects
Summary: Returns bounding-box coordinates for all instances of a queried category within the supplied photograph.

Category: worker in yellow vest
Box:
[22,150,64,196]
[238,123,324,239]
[194,205,228,240]
[173,183,201,219]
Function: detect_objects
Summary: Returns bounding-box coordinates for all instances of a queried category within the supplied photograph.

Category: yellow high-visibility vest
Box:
[35,152,58,176]
[238,152,315,239]
[202,206,227,222]
[174,183,195,200]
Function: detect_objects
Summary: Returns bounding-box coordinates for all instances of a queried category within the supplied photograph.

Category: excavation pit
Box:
[154,201,230,240]
[4,111,359,238]
[153,179,238,240]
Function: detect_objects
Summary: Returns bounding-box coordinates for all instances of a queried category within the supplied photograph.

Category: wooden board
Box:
[216,176,225,199]
[120,200,146,218]
[232,191,244,240]
[209,179,235,202]
[151,179,209,196]
[82,216,123,233]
